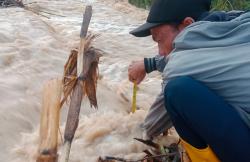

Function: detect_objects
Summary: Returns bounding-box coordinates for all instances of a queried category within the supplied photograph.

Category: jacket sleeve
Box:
[144,55,169,73]
[141,87,173,138]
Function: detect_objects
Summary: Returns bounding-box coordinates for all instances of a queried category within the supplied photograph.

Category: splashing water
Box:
[0,0,177,161]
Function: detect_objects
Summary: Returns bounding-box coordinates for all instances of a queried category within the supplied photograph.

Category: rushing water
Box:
[0,1,178,161]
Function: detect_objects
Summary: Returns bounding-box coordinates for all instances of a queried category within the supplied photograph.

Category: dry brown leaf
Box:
[61,34,102,108]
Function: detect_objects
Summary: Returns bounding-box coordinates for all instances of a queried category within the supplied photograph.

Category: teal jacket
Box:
[143,11,250,137]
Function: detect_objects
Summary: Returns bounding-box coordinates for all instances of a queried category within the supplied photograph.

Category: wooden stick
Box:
[59,80,84,162]
[59,6,92,162]
[37,79,62,162]
[77,5,92,77]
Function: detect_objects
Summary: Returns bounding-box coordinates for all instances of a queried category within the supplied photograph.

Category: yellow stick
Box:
[131,82,137,113]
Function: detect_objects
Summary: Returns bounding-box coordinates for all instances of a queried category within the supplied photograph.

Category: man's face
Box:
[151,24,181,56]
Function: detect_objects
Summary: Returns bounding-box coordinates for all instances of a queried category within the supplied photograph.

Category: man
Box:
[128,0,250,161]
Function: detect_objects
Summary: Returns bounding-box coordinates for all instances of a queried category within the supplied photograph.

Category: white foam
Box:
[0,0,175,161]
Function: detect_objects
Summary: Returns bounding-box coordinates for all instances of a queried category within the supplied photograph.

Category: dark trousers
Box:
[164,76,250,162]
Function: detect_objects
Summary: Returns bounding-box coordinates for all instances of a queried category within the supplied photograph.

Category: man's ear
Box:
[178,17,195,30]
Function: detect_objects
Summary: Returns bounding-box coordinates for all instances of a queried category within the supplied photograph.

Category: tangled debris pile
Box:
[0,0,65,19]
[98,138,191,162]
[0,0,24,7]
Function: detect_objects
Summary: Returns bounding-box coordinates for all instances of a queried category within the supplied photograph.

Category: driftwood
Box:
[37,79,62,162]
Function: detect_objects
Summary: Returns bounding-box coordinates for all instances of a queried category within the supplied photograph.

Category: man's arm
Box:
[129,55,171,138]
[142,88,173,138]
[144,55,168,73]
[128,55,168,84]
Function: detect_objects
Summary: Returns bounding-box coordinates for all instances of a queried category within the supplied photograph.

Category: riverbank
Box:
[128,0,250,10]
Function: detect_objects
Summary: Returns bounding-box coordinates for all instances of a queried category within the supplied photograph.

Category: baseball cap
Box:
[130,0,211,37]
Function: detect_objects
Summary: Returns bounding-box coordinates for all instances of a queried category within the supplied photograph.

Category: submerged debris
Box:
[0,0,24,8]
[1,0,65,19]
[98,138,183,162]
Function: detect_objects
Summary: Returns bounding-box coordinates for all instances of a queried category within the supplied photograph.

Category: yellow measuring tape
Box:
[132,81,137,113]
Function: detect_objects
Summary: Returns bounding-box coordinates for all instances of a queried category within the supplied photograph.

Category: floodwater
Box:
[0,0,177,161]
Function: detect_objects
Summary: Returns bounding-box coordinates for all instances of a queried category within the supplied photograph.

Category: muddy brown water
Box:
[0,1,176,161]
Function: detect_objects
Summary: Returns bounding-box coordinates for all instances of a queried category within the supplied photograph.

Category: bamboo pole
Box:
[59,6,92,162]
[37,79,62,162]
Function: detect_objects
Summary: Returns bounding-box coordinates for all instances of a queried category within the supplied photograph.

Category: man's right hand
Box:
[128,60,146,84]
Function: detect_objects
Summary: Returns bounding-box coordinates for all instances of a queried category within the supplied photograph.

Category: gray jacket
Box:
[143,11,250,137]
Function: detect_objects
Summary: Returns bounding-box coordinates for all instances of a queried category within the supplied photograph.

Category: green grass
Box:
[212,0,249,11]
[128,0,153,9]
[129,0,250,10]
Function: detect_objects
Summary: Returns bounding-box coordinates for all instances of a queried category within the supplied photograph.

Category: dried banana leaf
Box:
[61,34,102,108]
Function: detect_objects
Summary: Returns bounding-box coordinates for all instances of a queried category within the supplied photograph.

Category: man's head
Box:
[130,0,211,55]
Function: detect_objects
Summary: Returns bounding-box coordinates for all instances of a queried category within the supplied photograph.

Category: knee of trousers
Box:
[164,76,195,113]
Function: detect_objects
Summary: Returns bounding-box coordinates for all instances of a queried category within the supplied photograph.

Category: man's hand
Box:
[128,60,146,84]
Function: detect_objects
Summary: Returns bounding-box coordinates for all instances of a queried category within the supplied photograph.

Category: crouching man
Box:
[128,0,250,161]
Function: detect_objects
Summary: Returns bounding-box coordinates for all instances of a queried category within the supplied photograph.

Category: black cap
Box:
[130,0,211,37]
